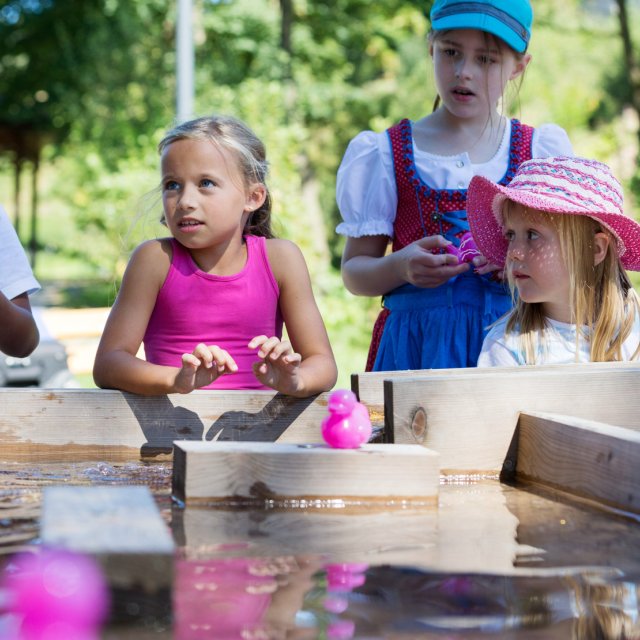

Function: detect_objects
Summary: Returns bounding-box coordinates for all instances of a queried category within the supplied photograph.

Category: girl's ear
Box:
[245,184,267,212]
[509,53,531,81]
[593,231,611,266]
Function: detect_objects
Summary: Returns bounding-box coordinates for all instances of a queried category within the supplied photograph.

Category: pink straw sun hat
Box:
[467,156,640,271]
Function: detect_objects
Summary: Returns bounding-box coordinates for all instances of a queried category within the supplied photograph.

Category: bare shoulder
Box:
[131,237,173,262]
[264,238,308,282]
[124,238,173,286]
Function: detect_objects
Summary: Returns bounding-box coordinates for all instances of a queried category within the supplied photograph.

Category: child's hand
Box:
[399,236,470,288]
[174,343,238,393]
[248,335,303,394]
[472,255,505,279]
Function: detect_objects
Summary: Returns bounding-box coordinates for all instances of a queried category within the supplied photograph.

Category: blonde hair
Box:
[158,115,274,238]
[567,576,640,640]
[503,202,640,363]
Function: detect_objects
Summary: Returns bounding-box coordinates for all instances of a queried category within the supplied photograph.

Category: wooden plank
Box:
[516,411,640,514]
[352,360,640,410]
[384,365,640,474]
[41,486,175,592]
[172,441,439,506]
[0,388,330,462]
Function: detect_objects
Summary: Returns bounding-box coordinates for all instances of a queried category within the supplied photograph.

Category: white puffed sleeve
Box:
[531,123,573,159]
[335,131,397,238]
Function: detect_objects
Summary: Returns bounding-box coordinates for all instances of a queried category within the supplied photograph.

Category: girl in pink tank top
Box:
[93,115,337,396]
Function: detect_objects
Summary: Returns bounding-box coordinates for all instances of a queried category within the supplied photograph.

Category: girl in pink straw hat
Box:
[467,156,640,366]
[336,0,573,372]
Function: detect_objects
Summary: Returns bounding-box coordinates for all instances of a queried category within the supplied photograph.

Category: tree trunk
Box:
[278,0,330,267]
[279,0,293,81]
[614,0,640,156]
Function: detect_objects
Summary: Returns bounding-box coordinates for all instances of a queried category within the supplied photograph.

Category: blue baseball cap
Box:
[430,0,533,53]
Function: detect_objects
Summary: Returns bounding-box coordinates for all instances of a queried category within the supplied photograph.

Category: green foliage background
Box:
[1,0,639,386]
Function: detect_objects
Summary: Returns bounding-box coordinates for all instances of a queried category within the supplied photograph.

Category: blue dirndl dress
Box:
[369,118,534,371]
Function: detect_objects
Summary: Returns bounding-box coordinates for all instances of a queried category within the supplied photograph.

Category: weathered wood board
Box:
[0,389,330,461]
[516,411,640,514]
[41,486,175,592]
[383,365,640,474]
[172,441,439,506]
[352,361,640,408]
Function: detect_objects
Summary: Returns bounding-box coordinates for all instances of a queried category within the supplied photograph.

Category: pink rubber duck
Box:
[445,231,482,264]
[321,389,372,449]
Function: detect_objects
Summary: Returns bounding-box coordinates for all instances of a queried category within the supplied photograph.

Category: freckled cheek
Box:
[532,250,564,281]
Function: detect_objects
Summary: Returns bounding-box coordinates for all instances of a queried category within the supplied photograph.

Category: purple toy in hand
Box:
[321,389,372,449]
[445,231,482,264]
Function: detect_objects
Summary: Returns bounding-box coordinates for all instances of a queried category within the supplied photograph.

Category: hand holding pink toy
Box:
[444,231,482,264]
[321,389,372,449]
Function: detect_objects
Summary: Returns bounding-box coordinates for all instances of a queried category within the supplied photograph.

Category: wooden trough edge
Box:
[515,411,640,515]
[0,388,332,462]
[381,365,640,474]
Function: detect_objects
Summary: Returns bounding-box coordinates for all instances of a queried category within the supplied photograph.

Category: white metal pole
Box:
[176,0,194,122]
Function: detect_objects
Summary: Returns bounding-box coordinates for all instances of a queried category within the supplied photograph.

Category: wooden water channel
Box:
[0,363,639,638]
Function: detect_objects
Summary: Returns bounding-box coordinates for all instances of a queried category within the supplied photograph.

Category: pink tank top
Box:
[143,235,283,390]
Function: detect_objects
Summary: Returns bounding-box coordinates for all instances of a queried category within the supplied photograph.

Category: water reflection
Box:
[172,558,640,639]
[174,555,324,639]
[0,463,640,638]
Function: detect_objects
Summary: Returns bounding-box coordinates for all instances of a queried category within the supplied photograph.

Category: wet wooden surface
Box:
[41,486,175,592]
[0,461,639,638]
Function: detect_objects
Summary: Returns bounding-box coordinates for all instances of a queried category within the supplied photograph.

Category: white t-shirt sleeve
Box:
[477,320,521,367]
[335,130,397,238]
[0,205,40,300]
[531,123,573,159]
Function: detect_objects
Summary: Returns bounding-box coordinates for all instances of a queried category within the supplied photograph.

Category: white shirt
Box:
[335,122,573,238]
[477,315,640,367]
[0,205,40,300]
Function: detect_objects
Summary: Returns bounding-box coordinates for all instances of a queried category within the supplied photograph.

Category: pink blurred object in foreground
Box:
[323,563,368,638]
[326,563,368,592]
[445,231,482,264]
[321,389,372,449]
[2,549,110,640]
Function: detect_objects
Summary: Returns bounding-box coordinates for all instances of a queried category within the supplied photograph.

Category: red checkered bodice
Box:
[388,118,534,252]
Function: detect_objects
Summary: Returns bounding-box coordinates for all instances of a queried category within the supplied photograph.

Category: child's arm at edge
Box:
[93,240,184,395]
[0,292,39,357]
[266,239,338,397]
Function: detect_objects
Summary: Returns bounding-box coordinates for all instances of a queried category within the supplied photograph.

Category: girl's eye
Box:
[477,53,499,65]
[443,48,459,58]
[163,180,180,191]
[504,230,515,242]
[200,178,215,188]
[527,230,540,241]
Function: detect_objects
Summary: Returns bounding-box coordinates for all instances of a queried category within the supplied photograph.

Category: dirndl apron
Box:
[366,118,534,371]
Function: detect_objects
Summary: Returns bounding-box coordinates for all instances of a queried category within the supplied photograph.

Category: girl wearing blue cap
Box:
[336,0,573,371]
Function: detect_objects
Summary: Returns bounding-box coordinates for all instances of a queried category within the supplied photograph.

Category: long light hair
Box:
[158,115,274,238]
[503,202,640,363]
